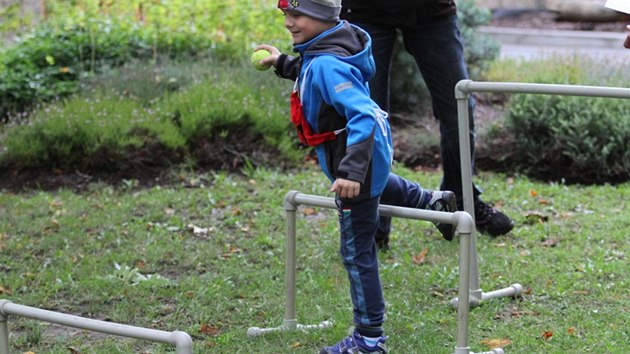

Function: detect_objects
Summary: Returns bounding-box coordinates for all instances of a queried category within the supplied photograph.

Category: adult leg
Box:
[399,14,480,210]
[401,15,514,236]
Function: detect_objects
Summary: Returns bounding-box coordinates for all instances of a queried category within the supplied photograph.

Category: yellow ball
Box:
[251,49,271,71]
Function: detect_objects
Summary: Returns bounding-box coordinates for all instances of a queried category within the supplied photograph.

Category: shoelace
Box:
[475,202,496,221]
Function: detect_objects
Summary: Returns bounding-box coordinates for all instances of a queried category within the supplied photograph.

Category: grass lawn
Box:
[0,166,628,353]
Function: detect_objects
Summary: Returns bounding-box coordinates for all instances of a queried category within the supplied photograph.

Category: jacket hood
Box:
[293,21,375,82]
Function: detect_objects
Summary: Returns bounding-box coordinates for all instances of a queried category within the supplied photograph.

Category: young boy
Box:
[256,0,456,352]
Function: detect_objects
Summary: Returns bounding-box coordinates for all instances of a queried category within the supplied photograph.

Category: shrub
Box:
[0,58,300,173]
[0,18,213,122]
[156,59,299,167]
[0,0,291,122]
[508,94,629,184]
[1,95,186,171]
[485,55,630,184]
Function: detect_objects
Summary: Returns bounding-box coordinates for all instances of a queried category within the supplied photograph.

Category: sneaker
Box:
[427,191,457,241]
[375,229,390,251]
[319,330,388,354]
[474,200,514,236]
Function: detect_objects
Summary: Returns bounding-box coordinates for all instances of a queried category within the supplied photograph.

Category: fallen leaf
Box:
[529,189,538,197]
[567,327,575,335]
[67,347,81,353]
[480,338,512,348]
[164,207,175,216]
[0,285,12,295]
[412,248,429,265]
[50,199,64,208]
[222,246,242,258]
[572,290,589,296]
[541,238,559,247]
[199,324,221,336]
[290,341,303,349]
[542,331,553,340]
[524,211,548,224]
[302,207,316,216]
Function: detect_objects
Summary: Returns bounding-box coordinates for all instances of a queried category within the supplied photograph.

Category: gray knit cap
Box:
[278,0,341,22]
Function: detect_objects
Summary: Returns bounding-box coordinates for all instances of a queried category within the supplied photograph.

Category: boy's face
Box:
[282,10,334,44]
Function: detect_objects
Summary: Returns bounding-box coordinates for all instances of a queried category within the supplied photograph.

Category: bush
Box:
[0,18,212,122]
[1,95,186,171]
[0,58,299,173]
[485,55,630,184]
[508,94,629,184]
[0,1,291,122]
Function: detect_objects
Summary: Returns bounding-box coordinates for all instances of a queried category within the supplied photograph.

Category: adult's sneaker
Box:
[320,330,388,354]
[475,200,514,236]
[427,191,457,241]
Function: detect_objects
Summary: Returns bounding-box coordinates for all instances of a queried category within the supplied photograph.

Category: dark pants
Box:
[336,173,431,335]
[354,15,482,236]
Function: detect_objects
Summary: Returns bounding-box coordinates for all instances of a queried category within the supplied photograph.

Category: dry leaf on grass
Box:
[480,338,512,348]
[412,248,429,265]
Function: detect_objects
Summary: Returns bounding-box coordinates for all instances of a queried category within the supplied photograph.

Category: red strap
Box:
[290,91,338,146]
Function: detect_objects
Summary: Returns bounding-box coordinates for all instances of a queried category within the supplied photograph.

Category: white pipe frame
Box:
[0,300,193,354]
[453,80,630,308]
[248,190,503,354]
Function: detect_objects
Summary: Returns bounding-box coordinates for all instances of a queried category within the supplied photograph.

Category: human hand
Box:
[254,44,282,68]
[624,25,630,49]
[330,178,360,199]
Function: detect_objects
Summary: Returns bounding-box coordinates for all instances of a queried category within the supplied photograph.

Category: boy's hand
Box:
[255,44,282,68]
[330,178,360,199]
[624,25,630,49]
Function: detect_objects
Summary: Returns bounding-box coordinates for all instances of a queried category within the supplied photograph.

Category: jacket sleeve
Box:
[310,57,377,184]
[274,54,300,81]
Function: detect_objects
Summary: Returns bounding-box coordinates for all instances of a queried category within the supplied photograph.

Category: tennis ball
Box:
[251,49,271,71]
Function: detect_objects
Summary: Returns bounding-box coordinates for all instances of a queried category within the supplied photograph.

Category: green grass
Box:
[0,166,628,353]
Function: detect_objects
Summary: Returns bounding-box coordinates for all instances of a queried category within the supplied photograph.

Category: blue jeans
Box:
[355,14,482,211]
[336,173,432,335]
[337,195,385,334]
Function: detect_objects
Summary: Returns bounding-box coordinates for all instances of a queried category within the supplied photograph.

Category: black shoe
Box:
[375,230,390,251]
[428,191,457,241]
[474,200,514,236]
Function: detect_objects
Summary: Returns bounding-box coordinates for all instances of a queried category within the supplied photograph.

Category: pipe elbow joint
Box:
[284,190,300,211]
[455,79,473,99]
[453,210,474,235]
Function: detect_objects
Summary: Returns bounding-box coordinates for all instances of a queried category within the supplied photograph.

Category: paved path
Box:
[479,26,628,61]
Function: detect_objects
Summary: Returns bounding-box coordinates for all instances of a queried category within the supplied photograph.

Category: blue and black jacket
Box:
[275,21,393,200]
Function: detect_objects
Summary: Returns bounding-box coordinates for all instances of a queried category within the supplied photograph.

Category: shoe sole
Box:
[478,220,515,237]
[434,192,457,241]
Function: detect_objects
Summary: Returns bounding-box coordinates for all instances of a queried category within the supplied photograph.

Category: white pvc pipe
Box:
[0,300,192,354]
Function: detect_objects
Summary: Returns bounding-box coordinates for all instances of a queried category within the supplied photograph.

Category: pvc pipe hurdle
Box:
[0,300,193,354]
[248,191,504,354]
[453,80,630,308]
